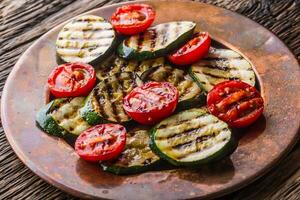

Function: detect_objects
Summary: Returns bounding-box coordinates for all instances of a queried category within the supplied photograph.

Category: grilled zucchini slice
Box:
[96,55,166,81]
[101,126,161,175]
[150,108,237,166]
[36,97,90,144]
[118,21,196,61]
[190,47,256,92]
[141,64,205,110]
[80,72,143,125]
[56,15,117,64]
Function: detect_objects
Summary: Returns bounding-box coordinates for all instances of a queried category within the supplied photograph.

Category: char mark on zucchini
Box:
[150,108,237,166]
[81,72,143,125]
[56,15,117,64]
[118,21,196,60]
[190,47,256,92]
[141,64,205,108]
[101,126,161,175]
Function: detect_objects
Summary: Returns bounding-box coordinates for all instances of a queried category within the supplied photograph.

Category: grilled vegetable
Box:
[75,124,126,162]
[118,21,196,61]
[123,82,179,125]
[80,72,143,125]
[96,55,165,81]
[168,32,211,66]
[142,64,205,109]
[48,63,96,98]
[150,108,237,166]
[190,47,256,92]
[101,126,161,175]
[36,97,90,144]
[111,4,155,35]
[207,80,264,128]
[56,15,117,64]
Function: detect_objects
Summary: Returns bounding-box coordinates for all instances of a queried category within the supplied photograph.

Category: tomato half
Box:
[168,32,211,66]
[48,62,96,98]
[75,124,126,162]
[207,80,264,128]
[123,82,179,125]
[111,4,155,35]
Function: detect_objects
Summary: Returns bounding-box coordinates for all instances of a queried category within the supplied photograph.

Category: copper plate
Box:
[2,0,300,199]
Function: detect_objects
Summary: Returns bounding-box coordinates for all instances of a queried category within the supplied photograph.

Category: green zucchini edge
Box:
[149,111,238,167]
[117,25,195,61]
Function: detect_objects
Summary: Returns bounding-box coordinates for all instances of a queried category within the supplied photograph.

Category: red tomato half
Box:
[207,80,264,128]
[123,82,179,125]
[75,124,126,162]
[111,4,155,35]
[48,62,96,98]
[168,32,211,66]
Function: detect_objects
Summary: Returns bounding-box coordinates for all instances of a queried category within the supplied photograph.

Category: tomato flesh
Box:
[111,4,155,35]
[75,124,126,162]
[48,62,96,98]
[123,82,179,125]
[207,80,264,128]
[168,32,211,66]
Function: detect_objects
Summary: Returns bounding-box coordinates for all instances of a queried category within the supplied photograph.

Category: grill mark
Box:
[94,86,109,119]
[176,128,230,160]
[158,120,218,141]
[56,43,111,50]
[179,79,194,99]
[75,18,103,22]
[201,62,231,71]
[137,33,145,52]
[172,132,215,150]
[58,35,115,41]
[156,113,210,134]
[149,29,157,51]
[160,23,170,46]
[115,73,128,120]
[131,73,138,88]
[104,77,120,122]
[201,71,230,79]
[120,60,129,73]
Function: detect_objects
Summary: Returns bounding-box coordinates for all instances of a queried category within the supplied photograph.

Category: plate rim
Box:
[2,0,300,199]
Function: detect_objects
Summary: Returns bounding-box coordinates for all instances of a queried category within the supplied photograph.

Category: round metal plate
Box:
[2,0,300,199]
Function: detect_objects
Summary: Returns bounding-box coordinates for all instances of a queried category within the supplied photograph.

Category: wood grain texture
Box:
[0,0,299,199]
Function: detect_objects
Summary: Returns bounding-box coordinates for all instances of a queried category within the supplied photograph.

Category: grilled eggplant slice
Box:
[101,126,161,175]
[96,56,166,81]
[141,64,205,110]
[150,108,237,166]
[190,47,256,92]
[80,72,143,125]
[36,97,90,144]
[118,21,196,61]
[56,15,117,64]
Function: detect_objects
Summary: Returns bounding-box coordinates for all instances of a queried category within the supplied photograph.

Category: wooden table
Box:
[0,0,299,199]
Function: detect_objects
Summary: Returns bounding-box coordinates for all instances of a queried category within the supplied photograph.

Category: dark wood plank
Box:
[0,0,299,199]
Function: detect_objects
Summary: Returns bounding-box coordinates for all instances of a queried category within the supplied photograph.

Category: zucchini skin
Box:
[36,100,77,145]
[36,101,66,137]
[149,109,238,167]
[118,24,195,61]
[175,92,206,112]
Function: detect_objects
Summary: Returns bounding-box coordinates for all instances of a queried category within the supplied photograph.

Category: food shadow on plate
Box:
[235,115,266,144]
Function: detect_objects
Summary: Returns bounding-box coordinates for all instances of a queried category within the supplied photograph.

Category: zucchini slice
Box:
[96,55,165,81]
[101,126,161,175]
[56,15,117,64]
[190,47,256,92]
[141,64,205,109]
[118,21,196,61]
[36,97,90,143]
[150,108,237,166]
[80,72,143,125]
